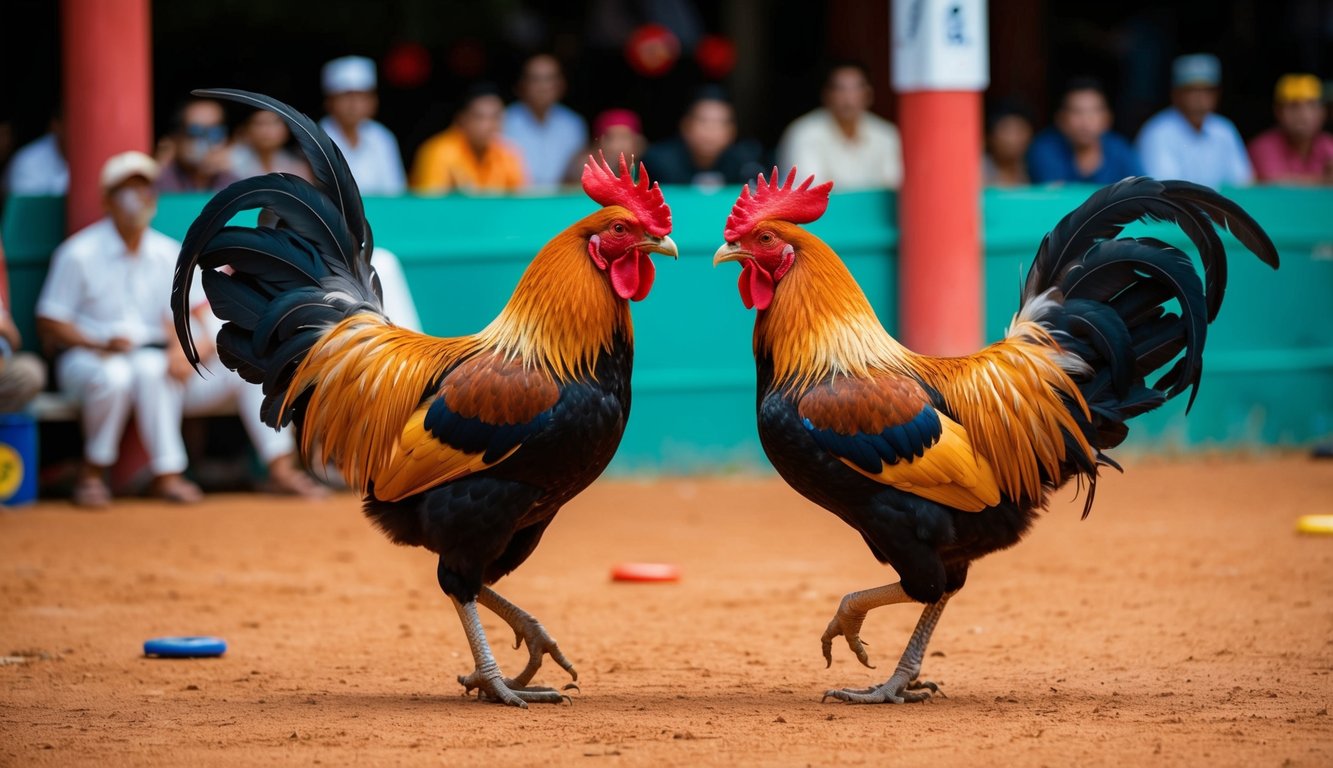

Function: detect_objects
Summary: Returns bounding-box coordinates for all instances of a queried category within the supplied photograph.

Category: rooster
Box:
[171,90,677,707]
[713,170,1278,704]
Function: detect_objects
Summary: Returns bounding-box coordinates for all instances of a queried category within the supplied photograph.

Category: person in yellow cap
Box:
[1248,74,1333,185]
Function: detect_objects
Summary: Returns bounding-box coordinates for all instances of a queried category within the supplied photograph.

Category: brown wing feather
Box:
[371,351,561,502]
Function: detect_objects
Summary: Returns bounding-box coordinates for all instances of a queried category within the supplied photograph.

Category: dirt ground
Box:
[2,456,1331,767]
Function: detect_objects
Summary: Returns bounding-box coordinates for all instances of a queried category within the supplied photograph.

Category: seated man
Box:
[38,152,203,506]
[155,97,240,193]
[1248,73,1333,185]
[319,56,406,195]
[777,60,902,190]
[503,53,587,191]
[642,86,765,188]
[410,83,526,194]
[1027,78,1142,185]
[1136,53,1252,189]
[37,152,320,507]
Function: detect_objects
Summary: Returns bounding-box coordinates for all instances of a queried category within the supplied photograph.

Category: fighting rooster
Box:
[171,90,677,707]
[713,170,1278,703]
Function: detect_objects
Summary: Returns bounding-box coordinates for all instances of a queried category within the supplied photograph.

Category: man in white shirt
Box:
[1135,53,1253,189]
[319,56,407,196]
[36,152,321,507]
[3,118,68,196]
[37,152,203,506]
[502,54,586,190]
[777,61,903,190]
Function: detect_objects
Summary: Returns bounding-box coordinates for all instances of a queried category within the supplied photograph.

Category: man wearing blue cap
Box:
[1135,53,1252,189]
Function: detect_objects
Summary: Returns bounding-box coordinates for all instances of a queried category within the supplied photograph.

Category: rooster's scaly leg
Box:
[475,586,578,689]
[823,593,951,704]
[821,582,915,669]
[451,597,569,707]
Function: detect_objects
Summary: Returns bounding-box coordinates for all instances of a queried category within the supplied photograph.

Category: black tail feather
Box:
[171,91,385,429]
[1021,177,1279,459]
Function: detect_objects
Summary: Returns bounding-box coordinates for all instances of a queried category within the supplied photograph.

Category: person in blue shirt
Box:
[1027,77,1142,185]
[502,53,587,191]
[1135,53,1253,189]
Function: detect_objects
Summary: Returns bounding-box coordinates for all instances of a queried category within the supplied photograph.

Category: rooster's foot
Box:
[479,587,578,688]
[458,670,572,707]
[822,673,942,705]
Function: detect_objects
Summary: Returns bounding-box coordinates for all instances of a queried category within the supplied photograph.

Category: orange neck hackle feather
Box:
[477,207,633,380]
[755,223,911,390]
[281,209,632,494]
[757,224,1099,507]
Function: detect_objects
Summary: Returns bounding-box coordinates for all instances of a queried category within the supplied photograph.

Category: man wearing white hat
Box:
[318,55,406,195]
[1136,53,1253,189]
[36,152,204,506]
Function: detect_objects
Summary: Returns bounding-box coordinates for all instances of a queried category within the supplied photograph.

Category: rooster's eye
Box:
[760,233,774,245]
[613,223,626,235]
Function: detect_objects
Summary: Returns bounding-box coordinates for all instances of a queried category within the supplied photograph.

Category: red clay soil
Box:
[2,456,1331,767]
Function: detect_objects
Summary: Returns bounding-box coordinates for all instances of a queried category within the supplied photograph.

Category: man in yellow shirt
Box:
[410,84,527,193]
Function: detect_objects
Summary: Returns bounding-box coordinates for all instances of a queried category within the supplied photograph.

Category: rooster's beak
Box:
[712,242,751,266]
[639,235,679,259]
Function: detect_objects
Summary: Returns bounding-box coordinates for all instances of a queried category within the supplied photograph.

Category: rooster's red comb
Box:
[581,152,672,237]
[723,167,833,242]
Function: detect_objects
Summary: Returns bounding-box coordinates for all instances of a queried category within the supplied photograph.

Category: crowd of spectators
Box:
[4,52,1329,207]
[989,54,1333,189]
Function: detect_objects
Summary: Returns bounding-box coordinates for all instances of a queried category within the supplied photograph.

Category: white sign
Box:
[892,0,989,92]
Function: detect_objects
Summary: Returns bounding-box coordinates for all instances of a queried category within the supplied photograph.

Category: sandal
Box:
[150,475,204,504]
[72,476,113,509]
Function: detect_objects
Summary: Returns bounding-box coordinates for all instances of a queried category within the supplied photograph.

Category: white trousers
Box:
[57,348,293,473]
[182,365,294,465]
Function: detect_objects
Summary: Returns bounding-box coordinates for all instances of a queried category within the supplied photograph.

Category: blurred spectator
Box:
[642,86,765,187]
[372,247,422,333]
[230,109,312,181]
[503,53,587,191]
[319,56,407,195]
[777,61,902,189]
[2,115,67,196]
[36,152,204,507]
[563,108,648,185]
[0,235,46,413]
[410,83,526,194]
[1136,53,1252,188]
[156,98,240,193]
[1248,74,1333,185]
[1027,78,1142,185]
[983,100,1033,187]
[181,310,327,499]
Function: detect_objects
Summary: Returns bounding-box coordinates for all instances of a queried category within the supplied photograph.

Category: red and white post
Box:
[892,0,988,355]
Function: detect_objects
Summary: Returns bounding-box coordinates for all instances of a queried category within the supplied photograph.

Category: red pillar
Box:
[892,0,987,356]
[897,90,983,355]
[61,0,153,234]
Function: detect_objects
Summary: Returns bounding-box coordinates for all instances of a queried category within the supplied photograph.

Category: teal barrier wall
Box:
[5,186,1330,472]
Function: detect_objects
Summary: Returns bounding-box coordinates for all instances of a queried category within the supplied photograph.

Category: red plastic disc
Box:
[611,562,681,582]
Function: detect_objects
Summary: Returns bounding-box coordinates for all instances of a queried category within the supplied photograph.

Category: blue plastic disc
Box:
[143,636,227,658]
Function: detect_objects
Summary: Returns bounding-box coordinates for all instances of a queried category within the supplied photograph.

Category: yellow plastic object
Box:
[1295,515,1333,535]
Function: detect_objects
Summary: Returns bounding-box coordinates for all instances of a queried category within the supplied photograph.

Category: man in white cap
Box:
[1135,53,1252,189]
[319,55,406,195]
[36,151,203,506]
[36,152,325,507]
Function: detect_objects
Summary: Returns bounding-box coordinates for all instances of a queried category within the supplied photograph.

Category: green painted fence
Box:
[5,185,1329,473]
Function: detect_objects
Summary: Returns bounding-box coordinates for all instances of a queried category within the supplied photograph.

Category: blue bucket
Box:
[0,412,38,506]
